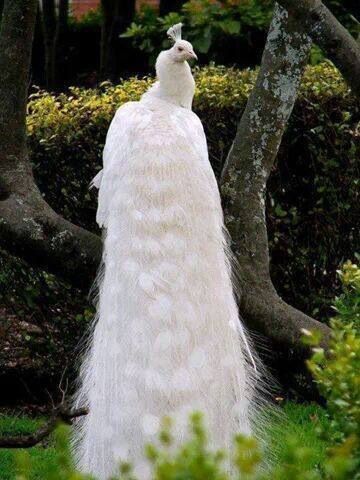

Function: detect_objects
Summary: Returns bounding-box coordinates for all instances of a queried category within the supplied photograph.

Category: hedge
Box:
[26,62,359,318]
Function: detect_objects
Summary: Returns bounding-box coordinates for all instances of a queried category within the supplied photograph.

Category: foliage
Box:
[323,1,360,38]
[304,262,360,457]
[0,247,91,404]
[334,260,360,329]
[265,402,330,466]
[122,0,272,66]
[2,300,359,480]
[2,293,360,480]
[69,6,102,29]
[29,0,360,88]
[8,411,357,480]
[309,320,360,448]
[122,0,360,68]
[0,418,57,480]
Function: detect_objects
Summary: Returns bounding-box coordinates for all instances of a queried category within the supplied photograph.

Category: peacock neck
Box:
[144,51,195,110]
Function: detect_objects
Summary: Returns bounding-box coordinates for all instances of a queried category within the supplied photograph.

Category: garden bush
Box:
[29,0,360,87]
[305,262,360,452]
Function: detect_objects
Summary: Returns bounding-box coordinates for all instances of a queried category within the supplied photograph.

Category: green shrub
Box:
[122,0,272,66]
[334,260,360,330]
[301,261,360,478]
[308,319,360,450]
[305,262,360,453]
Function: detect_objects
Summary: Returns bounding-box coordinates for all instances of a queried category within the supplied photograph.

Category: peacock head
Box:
[167,23,198,63]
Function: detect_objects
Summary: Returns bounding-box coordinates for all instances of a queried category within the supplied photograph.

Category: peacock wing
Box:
[93,101,152,228]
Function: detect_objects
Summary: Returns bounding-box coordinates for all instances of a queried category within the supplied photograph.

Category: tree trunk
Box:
[118,0,136,25]
[0,0,4,23]
[221,4,331,371]
[100,0,115,78]
[0,0,101,288]
[159,0,185,16]
[100,0,135,79]
[0,0,37,168]
[278,0,360,98]
[41,0,57,89]
[57,0,68,33]
[55,0,69,86]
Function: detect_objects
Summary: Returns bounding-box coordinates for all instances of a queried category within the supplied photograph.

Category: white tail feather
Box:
[72,73,273,480]
[89,170,103,189]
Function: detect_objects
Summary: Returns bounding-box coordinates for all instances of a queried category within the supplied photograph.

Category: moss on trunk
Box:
[221,5,330,376]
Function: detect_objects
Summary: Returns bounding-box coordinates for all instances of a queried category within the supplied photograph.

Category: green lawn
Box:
[264,401,329,467]
[0,402,329,479]
[0,416,57,480]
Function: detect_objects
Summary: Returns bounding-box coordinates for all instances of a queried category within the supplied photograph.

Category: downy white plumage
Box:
[73,23,262,480]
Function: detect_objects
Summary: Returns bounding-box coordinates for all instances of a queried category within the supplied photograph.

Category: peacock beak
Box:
[189,50,198,61]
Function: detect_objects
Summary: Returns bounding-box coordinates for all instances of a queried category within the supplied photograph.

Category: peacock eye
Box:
[177,47,184,52]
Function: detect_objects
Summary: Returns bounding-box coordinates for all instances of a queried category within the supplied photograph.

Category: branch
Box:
[0,189,101,289]
[221,4,331,364]
[277,0,360,98]
[41,0,57,88]
[0,405,88,448]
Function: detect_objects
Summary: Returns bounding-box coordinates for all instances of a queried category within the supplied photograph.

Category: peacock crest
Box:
[167,23,183,43]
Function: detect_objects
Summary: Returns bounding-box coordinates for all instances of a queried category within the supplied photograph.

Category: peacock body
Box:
[73,24,259,480]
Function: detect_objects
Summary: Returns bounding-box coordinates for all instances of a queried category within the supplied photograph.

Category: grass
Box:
[265,402,330,466]
[0,401,329,479]
[0,416,57,480]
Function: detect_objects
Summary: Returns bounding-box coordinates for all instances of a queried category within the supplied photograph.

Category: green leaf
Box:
[274,204,287,217]
[218,20,241,35]
[194,27,212,54]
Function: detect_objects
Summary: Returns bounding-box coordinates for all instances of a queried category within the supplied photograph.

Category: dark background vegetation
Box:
[23,0,360,89]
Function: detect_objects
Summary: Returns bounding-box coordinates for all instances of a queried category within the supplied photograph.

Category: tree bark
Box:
[100,0,135,79]
[159,0,185,16]
[100,0,116,78]
[0,194,102,288]
[0,405,87,448]
[278,0,360,98]
[55,0,69,85]
[41,0,57,89]
[0,0,4,23]
[221,4,331,364]
[0,0,101,289]
[0,0,37,158]
[57,0,68,35]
